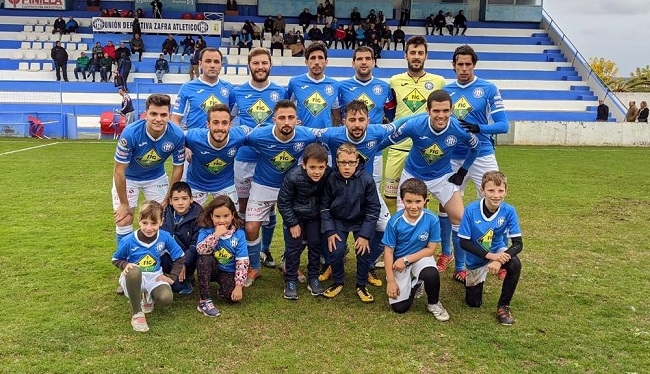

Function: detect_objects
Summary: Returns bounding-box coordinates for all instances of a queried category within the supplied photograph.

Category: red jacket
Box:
[103,45,116,59]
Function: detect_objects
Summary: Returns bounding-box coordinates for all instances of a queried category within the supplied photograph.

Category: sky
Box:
[542,0,649,77]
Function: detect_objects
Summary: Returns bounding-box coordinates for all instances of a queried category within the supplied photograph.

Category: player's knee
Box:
[419,266,439,284]
[391,300,411,314]
[465,283,484,308]
[152,285,173,307]
[124,266,142,283]
[505,256,521,274]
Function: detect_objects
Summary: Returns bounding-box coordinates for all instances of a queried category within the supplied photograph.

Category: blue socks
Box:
[261,211,276,254]
[451,226,466,272]
[439,213,452,256]
[247,238,261,270]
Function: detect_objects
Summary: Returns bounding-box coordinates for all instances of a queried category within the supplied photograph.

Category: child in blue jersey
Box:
[112,94,186,246]
[287,42,342,129]
[185,104,251,207]
[383,178,449,321]
[112,201,185,333]
[458,171,522,326]
[277,143,332,300]
[380,89,480,285]
[160,181,203,295]
[321,143,381,302]
[437,44,511,277]
[195,195,249,317]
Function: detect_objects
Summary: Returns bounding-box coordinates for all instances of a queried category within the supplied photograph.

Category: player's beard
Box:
[279,125,294,136]
[407,59,424,74]
[251,69,269,83]
[210,131,228,144]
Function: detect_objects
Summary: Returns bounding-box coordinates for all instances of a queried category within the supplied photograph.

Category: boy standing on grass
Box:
[277,143,332,300]
[458,170,522,326]
[112,201,185,333]
[160,181,203,295]
[320,143,380,302]
[383,178,449,320]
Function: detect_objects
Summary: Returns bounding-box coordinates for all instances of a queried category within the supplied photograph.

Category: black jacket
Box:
[320,159,380,240]
[278,165,332,228]
[161,201,203,252]
[51,46,68,64]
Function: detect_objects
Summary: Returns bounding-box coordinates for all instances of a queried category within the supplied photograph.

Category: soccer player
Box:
[171,47,235,131]
[184,104,251,206]
[458,171,522,326]
[112,94,185,244]
[437,45,510,278]
[381,89,479,284]
[232,47,288,268]
[243,100,317,286]
[287,42,341,129]
[383,36,447,199]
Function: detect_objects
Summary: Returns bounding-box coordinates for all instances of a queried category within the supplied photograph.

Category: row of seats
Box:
[11,49,89,61]
[15,32,84,43]
[17,62,52,71]
[20,42,87,51]
[22,19,91,29]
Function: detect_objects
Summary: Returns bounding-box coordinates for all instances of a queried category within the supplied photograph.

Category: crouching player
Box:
[458,171,522,326]
[383,178,449,321]
[112,201,185,332]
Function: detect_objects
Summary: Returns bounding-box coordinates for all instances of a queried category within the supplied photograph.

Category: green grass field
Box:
[0,139,648,374]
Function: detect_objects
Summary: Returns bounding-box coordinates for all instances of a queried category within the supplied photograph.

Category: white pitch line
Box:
[0,142,60,156]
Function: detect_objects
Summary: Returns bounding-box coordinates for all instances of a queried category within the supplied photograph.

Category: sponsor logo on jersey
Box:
[136,149,163,168]
[356,93,376,112]
[137,254,157,272]
[270,150,296,173]
[200,94,223,113]
[402,89,426,113]
[205,157,228,174]
[303,92,328,116]
[452,96,473,120]
[213,247,234,265]
[478,229,493,252]
[138,142,148,147]
[420,143,444,164]
[244,94,252,99]
[247,98,273,125]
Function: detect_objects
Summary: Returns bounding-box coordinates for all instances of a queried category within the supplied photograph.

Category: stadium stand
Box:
[0,9,622,138]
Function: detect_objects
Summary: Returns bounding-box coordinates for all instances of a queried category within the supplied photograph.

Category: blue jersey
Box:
[383,115,479,180]
[382,209,441,259]
[232,81,288,162]
[184,126,251,192]
[114,119,185,181]
[172,78,236,130]
[445,77,509,158]
[338,76,393,124]
[287,74,340,129]
[111,230,185,273]
[316,123,394,175]
[458,199,522,270]
[197,227,248,273]
[246,125,316,188]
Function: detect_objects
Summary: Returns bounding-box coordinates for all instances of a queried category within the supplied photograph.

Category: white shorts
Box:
[376,185,390,231]
[373,155,383,185]
[234,161,256,199]
[119,269,170,299]
[451,154,499,197]
[389,256,437,304]
[192,184,238,209]
[466,247,507,287]
[246,199,276,224]
[112,174,169,210]
[396,170,459,210]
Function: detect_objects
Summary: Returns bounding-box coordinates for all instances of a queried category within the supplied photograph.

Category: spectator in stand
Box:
[237,28,253,55]
[53,15,65,35]
[65,16,79,33]
[425,13,435,35]
[595,99,609,121]
[290,40,305,57]
[454,10,467,35]
[399,0,410,26]
[92,41,103,56]
[155,54,169,83]
[151,0,162,19]
[350,7,361,25]
[365,23,378,45]
[283,29,296,50]
[369,37,382,66]
[434,10,446,36]
[317,3,325,25]
[180,35,195,56]
[51,41,68,82]
[136,8,145,18]
[354,24,365,48]
[125,10,134,18]
[110,7,119,17]
[381,24,392,50]
[331,17,339,30]
[377,11,386,26]
[74,51,90,81]
[274,14,286,35]
[189,44,201,79]
[445,12,455,35]
[251,22,261,42]
[367,9,377,25]
[115,42,131,60]
[226,0,237,11]
[295,30,305,45]
[117,53,132,91]
[345,24,355,49]
[88,53,101,82]
[103,40,116,62]
[263,16,274,38]
[626,101,639,122]
[196,35,206,50]
[638,101,649,122]
[130,33,145,62]
[393,25,405,50]
[100,51,113,82]
[334,25,346,49]
[132,15,142,36]
[324,0,334,24]
[299,8,312,33]
[308,24,323,42]
[243,20,254,36]
[100,9,110,17]
[230,28,239,45]
[270,31,284,56]
[162,34,178,61]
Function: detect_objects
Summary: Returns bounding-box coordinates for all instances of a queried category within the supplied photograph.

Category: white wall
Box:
[499,121,650,146]
[614,93,650,108]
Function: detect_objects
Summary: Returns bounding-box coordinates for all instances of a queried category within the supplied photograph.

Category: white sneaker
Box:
[131,312,149,332]
[427,302,450,321]
[414,282,424,299]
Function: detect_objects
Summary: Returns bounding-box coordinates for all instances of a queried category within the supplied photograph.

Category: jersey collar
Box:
[454,76,478,89]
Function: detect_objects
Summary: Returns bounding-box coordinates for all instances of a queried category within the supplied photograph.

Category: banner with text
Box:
[91,17,222,36]
[5,0,66,10]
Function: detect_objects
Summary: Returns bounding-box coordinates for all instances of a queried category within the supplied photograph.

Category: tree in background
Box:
[589,57,618,86]
[590,58,650,92]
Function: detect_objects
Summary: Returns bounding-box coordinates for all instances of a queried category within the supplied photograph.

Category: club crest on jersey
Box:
[424,82,434,90]
[497,217,506,228]
[231,237,238,248]
[162,142,175,152]
[372,84,384,95]
[119,138,128,147]
[473,87,484,98]
[270,92,281,102]
[227,147,237,157]
[366,140,377,149]
[293,142,305,152]
[418,231,429,242]
[324,85,335,96]
[220,87,230,97]
[156,242,165,253]
[445,135,457,147]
